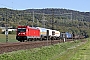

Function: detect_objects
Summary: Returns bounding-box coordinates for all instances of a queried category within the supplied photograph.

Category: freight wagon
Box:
[65,32,72,39]
[36,27,52,40]
[60,32,72,39]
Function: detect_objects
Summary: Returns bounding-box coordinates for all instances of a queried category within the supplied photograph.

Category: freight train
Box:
[16,26,60,42]
[16,26,85,42]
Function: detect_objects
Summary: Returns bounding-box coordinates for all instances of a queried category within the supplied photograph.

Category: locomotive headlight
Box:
[23,33,25,34]
[18,33,20,35]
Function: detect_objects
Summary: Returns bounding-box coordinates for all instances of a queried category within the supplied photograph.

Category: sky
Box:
[0,0,90,12]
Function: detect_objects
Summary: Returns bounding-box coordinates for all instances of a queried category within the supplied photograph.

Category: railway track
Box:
[0,39,85,54]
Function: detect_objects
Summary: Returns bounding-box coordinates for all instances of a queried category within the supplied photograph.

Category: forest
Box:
[0,8,90,37]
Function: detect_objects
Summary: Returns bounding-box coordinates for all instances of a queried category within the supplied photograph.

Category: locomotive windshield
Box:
[17,28,26,32]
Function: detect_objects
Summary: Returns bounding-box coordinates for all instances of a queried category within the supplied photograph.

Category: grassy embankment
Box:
[68,38,90,60]
[0,38,88,60]
[57,38,90,60]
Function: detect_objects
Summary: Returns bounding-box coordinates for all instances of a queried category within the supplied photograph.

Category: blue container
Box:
[65,32,72,38]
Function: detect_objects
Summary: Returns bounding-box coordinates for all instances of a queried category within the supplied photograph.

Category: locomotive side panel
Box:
[28,28,40,37]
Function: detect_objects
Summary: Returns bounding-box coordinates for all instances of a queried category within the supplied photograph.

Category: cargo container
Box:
[65,32,72,39]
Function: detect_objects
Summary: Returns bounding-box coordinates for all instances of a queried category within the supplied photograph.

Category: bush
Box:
[9,31,16,34]
[2,31,16,34]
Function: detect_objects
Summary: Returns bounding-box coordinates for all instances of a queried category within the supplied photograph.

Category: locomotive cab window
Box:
[17,28,26,32]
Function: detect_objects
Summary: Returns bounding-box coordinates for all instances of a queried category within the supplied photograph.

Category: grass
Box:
[57,38,89,60]
[0,39,86,60]
[69,38,90,60]
[0,34,18,43]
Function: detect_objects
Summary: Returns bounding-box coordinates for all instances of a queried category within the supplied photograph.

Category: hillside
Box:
[25,8,90,22]
[0,8,90,26]
[0,8,90,36]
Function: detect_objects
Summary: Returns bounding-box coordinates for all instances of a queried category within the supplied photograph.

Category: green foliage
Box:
[8,31,16,34]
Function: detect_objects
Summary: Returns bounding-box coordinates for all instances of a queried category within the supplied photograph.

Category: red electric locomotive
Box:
[16,26,40,42]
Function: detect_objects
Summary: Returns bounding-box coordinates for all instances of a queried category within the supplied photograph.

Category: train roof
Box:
[17,26,39,30]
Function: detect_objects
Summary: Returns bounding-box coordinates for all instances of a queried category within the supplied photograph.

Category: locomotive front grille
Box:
[16,36,27,40]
